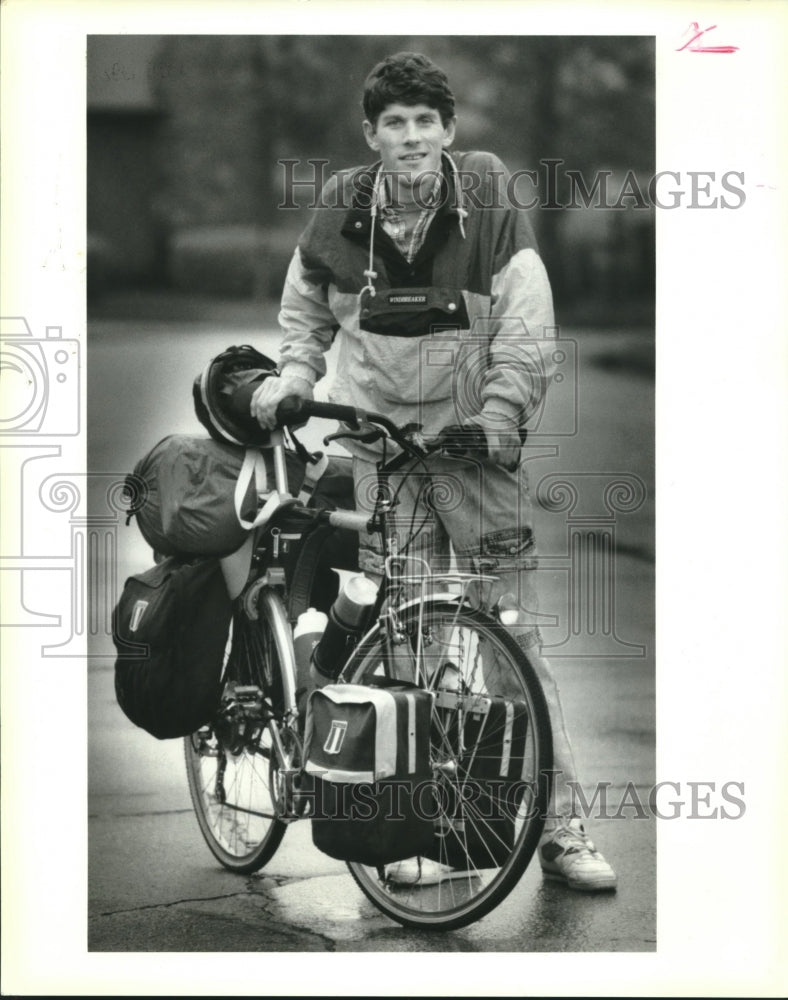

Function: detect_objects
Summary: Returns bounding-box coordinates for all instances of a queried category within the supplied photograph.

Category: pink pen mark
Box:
[677,22,739,53]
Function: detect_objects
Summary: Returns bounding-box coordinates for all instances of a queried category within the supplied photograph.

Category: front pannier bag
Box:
[112,556,232,739]
[304,683,435,866]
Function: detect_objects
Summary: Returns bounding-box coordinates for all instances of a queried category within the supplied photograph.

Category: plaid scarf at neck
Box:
[378,171,443,264]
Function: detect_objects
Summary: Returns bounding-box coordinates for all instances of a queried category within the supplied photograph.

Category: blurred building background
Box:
[87,35,654,325]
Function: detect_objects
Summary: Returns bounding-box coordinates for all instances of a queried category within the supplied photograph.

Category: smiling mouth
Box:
[400,153,427,162]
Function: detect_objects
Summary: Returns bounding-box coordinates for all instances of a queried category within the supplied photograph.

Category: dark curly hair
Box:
[362,52,455,127]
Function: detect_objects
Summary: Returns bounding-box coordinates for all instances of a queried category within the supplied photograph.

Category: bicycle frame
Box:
[259,424,500,693]
[225,410,498,791]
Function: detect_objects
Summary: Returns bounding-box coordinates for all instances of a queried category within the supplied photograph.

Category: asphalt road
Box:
[87,308,655,953]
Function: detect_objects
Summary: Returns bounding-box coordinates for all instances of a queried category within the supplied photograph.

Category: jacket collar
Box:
[341,151,466,242]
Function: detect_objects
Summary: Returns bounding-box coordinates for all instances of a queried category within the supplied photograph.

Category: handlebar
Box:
[274,396,409,447]
[274,395,363,430]
[272,395,506,467]
[224,382,359,426]
[229,387,493,461]
[227,385,500,463]
[227,390,498,467]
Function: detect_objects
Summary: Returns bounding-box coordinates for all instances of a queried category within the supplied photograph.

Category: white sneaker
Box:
[385,857,477,886]
[539,819,618,892]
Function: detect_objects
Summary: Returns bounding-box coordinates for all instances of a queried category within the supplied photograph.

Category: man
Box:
[252,51,616,891]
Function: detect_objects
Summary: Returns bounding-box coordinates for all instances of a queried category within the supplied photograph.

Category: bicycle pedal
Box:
[290,774,315,819]
[435,815,465,834]
[234,685,263,701]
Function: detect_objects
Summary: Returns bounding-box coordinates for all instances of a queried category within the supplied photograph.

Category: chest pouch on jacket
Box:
[359,286,470,338]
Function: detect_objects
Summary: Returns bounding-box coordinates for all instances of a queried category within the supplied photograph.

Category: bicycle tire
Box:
[184,588,293,873]
[342,601,553,930]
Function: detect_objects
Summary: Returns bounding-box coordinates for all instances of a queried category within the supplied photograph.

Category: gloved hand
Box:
[438,409,525,471]
[436,423,489,458]
[250,370,314,430]
[468,409,526,472]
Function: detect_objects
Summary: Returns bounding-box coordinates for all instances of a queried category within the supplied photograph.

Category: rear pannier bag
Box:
[426,694,530,870]
[304,683,435,866]
[112,556,232,739]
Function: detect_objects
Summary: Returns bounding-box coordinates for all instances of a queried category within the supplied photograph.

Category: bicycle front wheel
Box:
[184,588,293,874]
[342,601,553,930]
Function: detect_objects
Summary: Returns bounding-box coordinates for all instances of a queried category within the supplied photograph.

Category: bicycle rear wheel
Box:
[184,588,293,873]
[342,601,553,930]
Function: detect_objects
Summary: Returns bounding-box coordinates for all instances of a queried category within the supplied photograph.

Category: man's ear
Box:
[442,116,457,148]
[362,119,379,152]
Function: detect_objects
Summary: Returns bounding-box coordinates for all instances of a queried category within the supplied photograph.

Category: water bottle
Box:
[311,574,378,682]
[293,608,328,696]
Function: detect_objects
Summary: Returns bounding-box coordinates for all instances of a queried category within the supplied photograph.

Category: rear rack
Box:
[383,555,501,686]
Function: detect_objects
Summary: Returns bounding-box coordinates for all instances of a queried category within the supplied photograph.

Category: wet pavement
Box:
[89,658,656,953]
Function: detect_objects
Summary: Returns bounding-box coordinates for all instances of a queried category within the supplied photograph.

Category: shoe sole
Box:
[541,869,618,892]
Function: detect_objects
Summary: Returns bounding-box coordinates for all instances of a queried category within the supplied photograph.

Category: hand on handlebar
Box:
[437,414,526,472]
[436,423,489,458]
[252,389,525,472]
[251,372,314,430]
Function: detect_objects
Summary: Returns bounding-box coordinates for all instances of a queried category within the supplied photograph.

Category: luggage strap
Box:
[288,428,330,506]
[297,451,330,505]
[234,448,269,529]
[234,449,299,532]
[234,437,331,532]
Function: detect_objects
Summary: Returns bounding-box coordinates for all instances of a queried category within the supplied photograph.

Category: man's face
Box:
[363,103,456,195]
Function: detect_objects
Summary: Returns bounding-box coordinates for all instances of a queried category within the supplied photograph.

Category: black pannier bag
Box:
[426,694,530,870]
[304,682,435,866]
[113,556,232,739]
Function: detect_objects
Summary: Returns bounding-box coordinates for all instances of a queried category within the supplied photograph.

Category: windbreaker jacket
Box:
[276,150,556,452]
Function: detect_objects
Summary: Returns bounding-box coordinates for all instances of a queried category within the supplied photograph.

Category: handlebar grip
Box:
[275,396,360,427]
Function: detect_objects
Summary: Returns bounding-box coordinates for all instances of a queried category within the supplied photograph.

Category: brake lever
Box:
[323,427,386,446]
